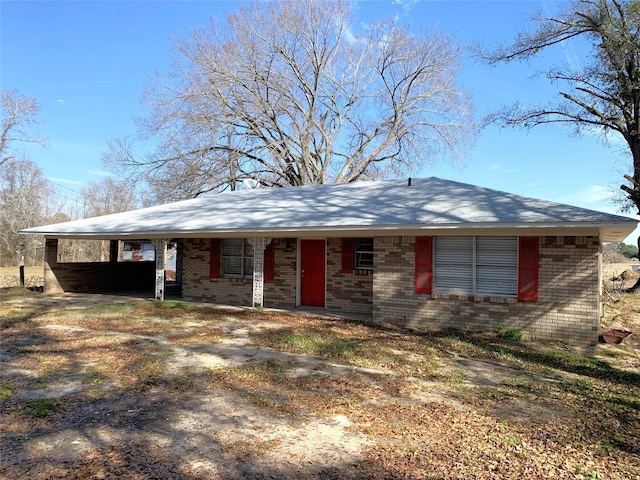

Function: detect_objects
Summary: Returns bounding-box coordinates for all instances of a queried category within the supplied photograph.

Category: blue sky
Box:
[2,0,638,242]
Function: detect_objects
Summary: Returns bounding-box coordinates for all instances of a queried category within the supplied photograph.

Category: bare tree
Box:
[478,0,640,290]
[0,157,57,266]
[81,177,139,262]
[1,89,47,167]
[55,177,142,263]
[80,177,139,217]
[478,0,640,216]
[602,242,632,264]
[108,0,474,201]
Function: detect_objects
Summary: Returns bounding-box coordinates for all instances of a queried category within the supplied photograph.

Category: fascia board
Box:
[38,221,635,241]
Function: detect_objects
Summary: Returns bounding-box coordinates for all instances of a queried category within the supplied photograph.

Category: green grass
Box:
[0,305,45,328]
[156,300,186,309]
[22,397,60,418]
[138,359,166,386]
[0,381,15,401]
[261,328,360,357]
[83,366,109,386]
[503,329,524,341]
[598,348,633,359]
[444,369,466,383]
[63,303,135,321]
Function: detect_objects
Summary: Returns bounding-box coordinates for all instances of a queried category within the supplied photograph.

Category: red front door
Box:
[300,239,325,307]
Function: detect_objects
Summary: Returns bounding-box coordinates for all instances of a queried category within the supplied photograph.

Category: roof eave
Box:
[28,220,637,242]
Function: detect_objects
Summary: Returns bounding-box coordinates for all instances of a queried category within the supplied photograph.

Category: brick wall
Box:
[372,235,601,345]
[182,238,298,308]
[44,238,154,294]
[45,234,602,345]
[325,238,373,315]
[181,238,253,305]
[263,238,297,309]
[182,237,374,314]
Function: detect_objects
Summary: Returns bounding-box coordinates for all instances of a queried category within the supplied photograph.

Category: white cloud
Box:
[392,0,419,16]
[561,184,616,207]
[344,26,358,44]
[57,99,66,107]
[87,169,113,177]
[580,124,627,149]
[49,177,83,186]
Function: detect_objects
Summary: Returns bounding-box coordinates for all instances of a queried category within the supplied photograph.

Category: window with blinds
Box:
[434,237,473,294]
[434,236,518,297]
[221,239,254,278]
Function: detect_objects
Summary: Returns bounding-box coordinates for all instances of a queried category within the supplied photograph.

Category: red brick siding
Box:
[263,239,297,309]
[182,238,252,305]
[182,238,297,308]
[325,238,373,315]
[372,235,601,345]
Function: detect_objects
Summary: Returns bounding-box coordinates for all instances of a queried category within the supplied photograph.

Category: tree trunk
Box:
[625,140,640,292]
[627,235,640,293]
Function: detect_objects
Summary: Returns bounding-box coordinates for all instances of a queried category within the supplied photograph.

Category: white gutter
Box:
[27,220,636,242]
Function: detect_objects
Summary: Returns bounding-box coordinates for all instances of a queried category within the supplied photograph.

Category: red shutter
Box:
[415,236,433,294]
[518,237,539,301]
[341,238,354,273]
[264,241,275,282]
[209,239,221,279]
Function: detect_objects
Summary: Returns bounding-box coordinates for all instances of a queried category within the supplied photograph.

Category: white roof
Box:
[22,177,637,241]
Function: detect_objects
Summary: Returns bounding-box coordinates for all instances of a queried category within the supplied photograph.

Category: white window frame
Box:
[221,238,254,278]
[354,238,374,270]
[433,236,517,297]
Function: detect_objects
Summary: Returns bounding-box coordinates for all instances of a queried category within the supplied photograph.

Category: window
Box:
[221,239,254,278]
[433,236,518,297]
[476,237,518,296]
[434,237,473,294]
[354,238,374,270]
[122,241,155,261]
[341,238,374,272]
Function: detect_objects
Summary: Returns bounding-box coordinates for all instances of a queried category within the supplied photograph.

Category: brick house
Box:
[23,178,637,345]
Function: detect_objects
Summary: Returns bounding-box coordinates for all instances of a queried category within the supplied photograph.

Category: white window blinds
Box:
[434,236,517,297]
[476,237,517,297]
[434,237,473,295]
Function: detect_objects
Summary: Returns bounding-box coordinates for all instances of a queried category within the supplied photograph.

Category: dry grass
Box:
[1,291,639,479]
[0,266,43,289]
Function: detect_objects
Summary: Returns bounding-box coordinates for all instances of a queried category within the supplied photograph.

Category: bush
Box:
[23,398,60,418]
[503,329,524,341]
[618,242,639,259]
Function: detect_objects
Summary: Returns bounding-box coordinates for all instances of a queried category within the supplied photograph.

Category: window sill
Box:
[354,268,373,275]
[221,276,253,283]
[431,293,518,304]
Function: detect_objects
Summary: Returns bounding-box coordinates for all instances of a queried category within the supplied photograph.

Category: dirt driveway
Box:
[2,293,379,478]
[2,291,639,479]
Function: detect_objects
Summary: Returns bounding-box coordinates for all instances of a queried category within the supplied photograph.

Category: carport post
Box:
[109,240,119,263]
[248,238,271,308]
[19,256,25,287]
[152,239,169,301]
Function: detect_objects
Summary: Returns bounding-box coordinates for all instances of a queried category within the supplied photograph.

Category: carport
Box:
[41,238,181,301]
